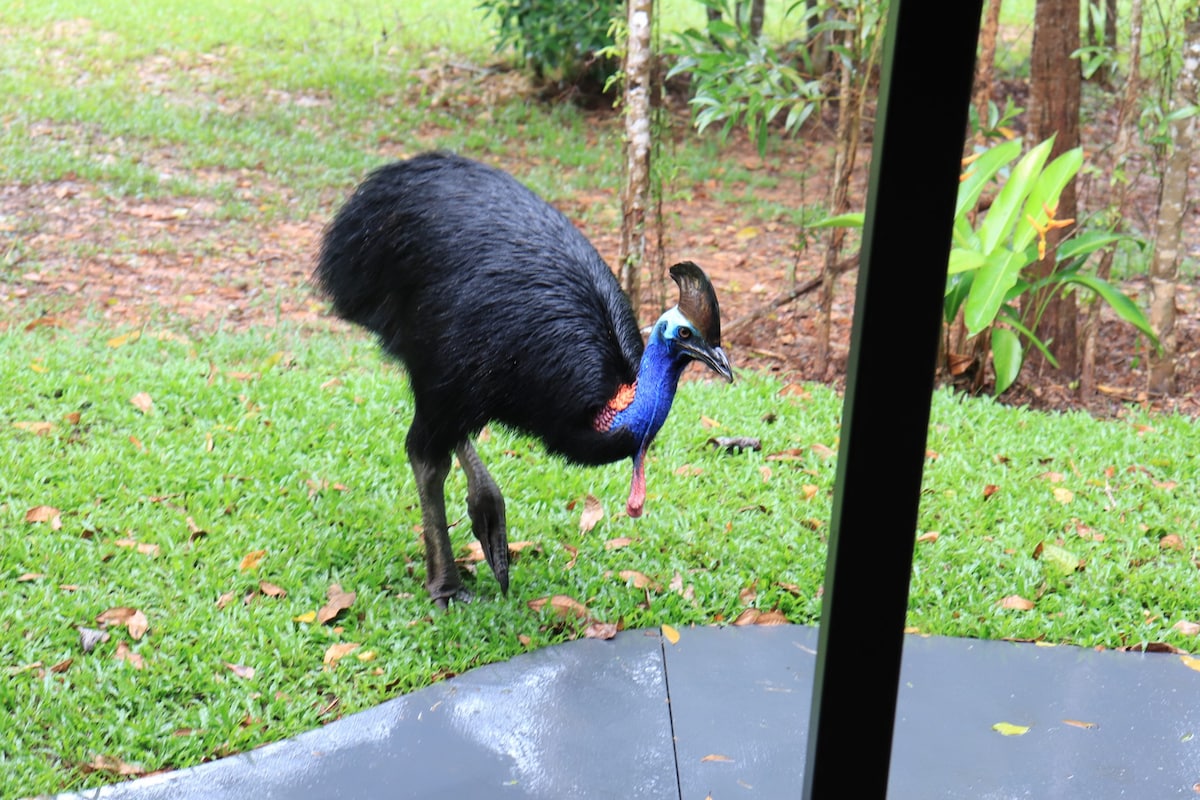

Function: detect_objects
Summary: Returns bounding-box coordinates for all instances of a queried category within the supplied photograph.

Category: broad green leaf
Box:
[944,271,973,321]
[1013,147,1083,252]
[1040,543,1079,575]
[948,248,986,275]
[991,327,1023,394]
[810,212,863,229]
[978,137,1055,255]
[965,248,1024,335]
[1056,230,1128,262]
[1061,273,1159,343]
[955,139,1022,219]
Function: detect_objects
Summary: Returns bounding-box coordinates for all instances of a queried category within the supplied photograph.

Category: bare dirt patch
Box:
[3,100,1197,418]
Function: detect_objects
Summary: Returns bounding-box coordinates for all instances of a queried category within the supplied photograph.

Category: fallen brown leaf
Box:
[733,608,761,626]
[1172,620,1200,636]
[661,624,681,644]
[754,609,790,626]
[83,754,144,777]
[318,584,356,624]
[238,549,267,571]
[113,642,144,670]
[323,642,360,667]
[13,420,55,435]
[618,570,659,590]
[701,753,733,763]
[129,392,154,414]
[25,505,62,525]
[916,531,939,543]
[527,594,590,620]
[998,595,1035,611]
[1160,534,1185,551]
[96,607,149,640]
[1061,719,1098,730]
[604,536,634,550]
[584,621,619,640]
[259,580,287,598]
[225,662,256,679]
[579,494,604,532]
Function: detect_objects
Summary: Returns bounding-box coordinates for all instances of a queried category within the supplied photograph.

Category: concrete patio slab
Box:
[56,625,1200,799]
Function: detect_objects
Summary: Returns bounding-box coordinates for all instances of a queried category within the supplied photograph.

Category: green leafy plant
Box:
[815,136,1157,394]
[666,0,824,155]
[478,0,621,87]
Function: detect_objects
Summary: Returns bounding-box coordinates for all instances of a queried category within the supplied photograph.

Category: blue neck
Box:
[611,333,688,447]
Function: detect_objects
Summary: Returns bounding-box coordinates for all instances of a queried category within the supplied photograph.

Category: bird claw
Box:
[432,586,475,610]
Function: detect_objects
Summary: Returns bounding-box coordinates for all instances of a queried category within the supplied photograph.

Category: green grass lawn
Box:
[2,323,1197,796]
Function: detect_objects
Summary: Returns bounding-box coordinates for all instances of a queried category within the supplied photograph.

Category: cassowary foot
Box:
[457,441,509,595]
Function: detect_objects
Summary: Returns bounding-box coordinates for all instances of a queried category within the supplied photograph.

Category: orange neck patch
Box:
[594,381,638,432]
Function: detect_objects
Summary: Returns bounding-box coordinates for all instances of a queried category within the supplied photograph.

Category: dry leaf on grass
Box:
[96,607,149,640]
[25,505,62,527]
[527,595,589,620]
[998,595,1035,611]
[259,580,287,598]
[225,662,255,680]
[579,494,604,532]
[323,642,360,667]
[1172,620,1200,636]
[13,420,55,435]
[317,584,356,624]
[129,392,154,414]
[238,549,267,571]
[584,621,620,640]
[83,754,144,777]
[604,537,633,551]
[618,570,659,590]
[114,642,144,670]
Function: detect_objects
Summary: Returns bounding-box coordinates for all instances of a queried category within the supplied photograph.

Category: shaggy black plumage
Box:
[316,152,731,604]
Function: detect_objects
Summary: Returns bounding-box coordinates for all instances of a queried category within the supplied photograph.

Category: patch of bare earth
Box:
[2,86,1196,418]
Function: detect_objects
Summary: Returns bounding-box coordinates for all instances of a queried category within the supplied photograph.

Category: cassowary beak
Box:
[680,339,734,383]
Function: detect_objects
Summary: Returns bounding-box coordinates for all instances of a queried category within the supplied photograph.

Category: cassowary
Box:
[315,152,732,606]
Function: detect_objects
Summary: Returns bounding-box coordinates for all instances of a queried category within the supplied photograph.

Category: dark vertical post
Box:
[802,3,983,798]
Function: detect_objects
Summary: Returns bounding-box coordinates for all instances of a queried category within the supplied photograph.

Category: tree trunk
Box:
[973,0,1003,129]
[815,22,860,378]
[619,0,654,319]
[1146,12,1200,394]
[1080,0,1143,398]
[1027,0,1082,379]
[748,0,765,39]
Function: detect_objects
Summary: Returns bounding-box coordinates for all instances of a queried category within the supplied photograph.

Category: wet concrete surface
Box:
[57,625,1200,799]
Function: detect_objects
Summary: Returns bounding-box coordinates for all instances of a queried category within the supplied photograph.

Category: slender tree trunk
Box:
[619,0,654,319]
[815,22,860,378]
[974,0,1003,129]
[1080,0,1143,398]
[1027,0,1082,379]
[748,0,765,39]
[1146,12,1200,394]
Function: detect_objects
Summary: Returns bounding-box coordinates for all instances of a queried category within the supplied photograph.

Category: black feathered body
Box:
[315,152,643,466]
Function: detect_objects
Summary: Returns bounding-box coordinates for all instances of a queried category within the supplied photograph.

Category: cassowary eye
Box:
[678,327,692,340]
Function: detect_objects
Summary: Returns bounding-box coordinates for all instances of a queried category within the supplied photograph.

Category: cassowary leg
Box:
[406,437,469,607]
[455,439,509,595]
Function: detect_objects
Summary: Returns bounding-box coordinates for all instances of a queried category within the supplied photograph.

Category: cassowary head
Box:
[659,261,732,380]
[616,261,733,518]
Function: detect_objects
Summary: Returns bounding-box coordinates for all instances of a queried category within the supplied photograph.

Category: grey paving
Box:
[59,625,1200,799]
